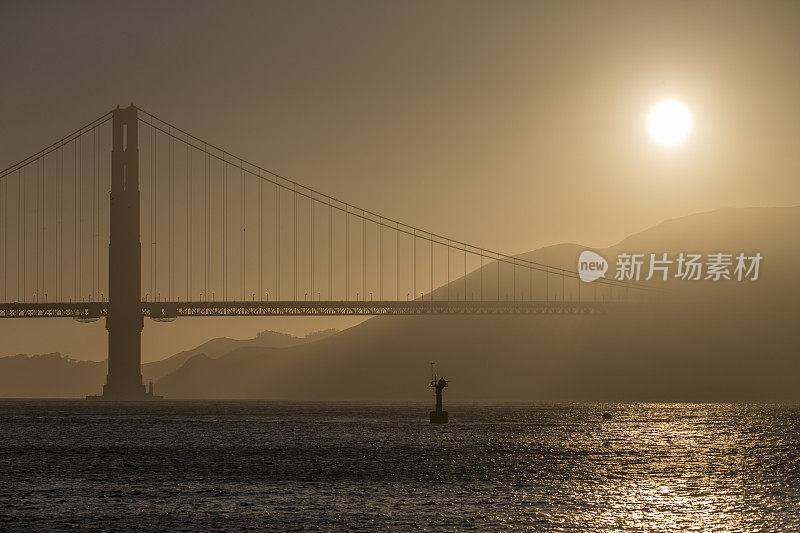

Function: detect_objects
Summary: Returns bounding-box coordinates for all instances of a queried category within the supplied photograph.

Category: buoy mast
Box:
[429,362,448,423]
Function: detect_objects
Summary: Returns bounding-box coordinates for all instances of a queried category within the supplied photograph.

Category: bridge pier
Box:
[89,105,157,401]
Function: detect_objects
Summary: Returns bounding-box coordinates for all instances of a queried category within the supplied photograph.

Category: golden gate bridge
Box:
[0,105,653,399]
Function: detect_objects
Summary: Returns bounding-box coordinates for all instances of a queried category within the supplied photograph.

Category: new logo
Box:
[578,250,608,283]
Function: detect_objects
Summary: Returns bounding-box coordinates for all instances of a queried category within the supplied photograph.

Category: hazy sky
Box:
[1,0,799,360]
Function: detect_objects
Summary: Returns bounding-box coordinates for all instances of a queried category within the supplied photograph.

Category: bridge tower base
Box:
[88,105,160,401]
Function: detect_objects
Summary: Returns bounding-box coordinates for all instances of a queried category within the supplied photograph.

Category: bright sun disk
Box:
[647,100,692,147]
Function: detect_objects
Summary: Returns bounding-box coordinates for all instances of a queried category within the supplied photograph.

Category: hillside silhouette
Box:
[142,328,339,381]
[154,206,800,400]
[0,329,338,398]
[1,207,798,400]
[0,354,105,398]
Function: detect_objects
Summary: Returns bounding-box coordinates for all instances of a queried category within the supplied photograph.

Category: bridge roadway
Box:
[0,300,621,319]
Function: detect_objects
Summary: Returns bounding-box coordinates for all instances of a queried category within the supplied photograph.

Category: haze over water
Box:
[2,401,799,531]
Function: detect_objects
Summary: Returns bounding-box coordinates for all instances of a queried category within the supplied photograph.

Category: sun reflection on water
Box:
[504,403,798,532]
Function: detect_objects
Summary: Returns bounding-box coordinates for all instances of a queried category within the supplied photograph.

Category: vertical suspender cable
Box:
[1,177,5,302]
[50,151,58,302]
[241,162,245,300]
[379,217,383,301]
[429,233,433,301]
[480,252,483,301]
[328,200,332,300]
[43,156,45,300]
[101,126,104,298]
[446,240,450,301]
[153,127,157,300]
[497,252,500,301]
[345,207,349,301]
[167,135,175,300]
[293,186,297,301]
[203,150,208,298]
[258,175,262,300]
[412,230,416,300]
[41,158,46,300]
[204,150,209,299]
[23,164,28,300]
[35,160,39,300]
[0,177,3,301]
[78,137,81,300]
[149,123,154,299]
[200,148,209,301]
[310,193,314,300]
[222,159,226,301]
[173,138,176,300]
[44,154,47,300]
[92,130,96,300]
[239,159,245,301]
[47,150,51,300]
[95,129,99,300]
[20,169,23,301]
[72,143,76,301]
[227,156,229,301]
[513,260,516,302]
[396,223,400,301]
[362,211,366,300]
[86,131,90,300]
[275,183,279,300]
[59,147,63,301]
[169,136,173,300]
[187,142,191,300]
[546,270,549,301]
[166,132,171,299]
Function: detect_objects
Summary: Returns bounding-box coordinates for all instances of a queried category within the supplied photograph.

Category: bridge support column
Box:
[91,105,155,400]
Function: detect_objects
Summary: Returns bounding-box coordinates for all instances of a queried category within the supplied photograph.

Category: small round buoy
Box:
[602,412,612,420]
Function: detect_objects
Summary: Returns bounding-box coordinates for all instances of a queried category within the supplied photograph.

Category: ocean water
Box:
[1,401,799,531]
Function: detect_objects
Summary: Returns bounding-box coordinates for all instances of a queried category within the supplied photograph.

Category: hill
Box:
[0,329,338,398]
[2,207,797,400]
[141,328,339,381]
[0,354,106,398]
[154,206,800,401]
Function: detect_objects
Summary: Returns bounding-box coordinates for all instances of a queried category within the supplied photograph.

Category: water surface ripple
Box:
[1,401,799,531]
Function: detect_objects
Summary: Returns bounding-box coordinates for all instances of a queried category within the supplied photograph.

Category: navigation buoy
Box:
[428,363,448,424]
[602,412,612,420]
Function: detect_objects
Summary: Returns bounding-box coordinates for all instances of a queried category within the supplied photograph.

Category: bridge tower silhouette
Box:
[97,105,152,400]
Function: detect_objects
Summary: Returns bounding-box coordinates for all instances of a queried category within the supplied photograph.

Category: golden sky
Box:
[1,0,799,360]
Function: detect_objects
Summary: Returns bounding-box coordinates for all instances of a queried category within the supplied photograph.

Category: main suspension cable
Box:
[137,108,655,293]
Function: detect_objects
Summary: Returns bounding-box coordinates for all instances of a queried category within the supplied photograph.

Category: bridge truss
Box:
[0,299,622,319]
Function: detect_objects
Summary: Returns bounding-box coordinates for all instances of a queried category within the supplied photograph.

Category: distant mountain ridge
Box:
[149,206,800,401]
[0,353,105,398]
[1,207,798,400]
[142,328,339,381]
[0,329,339,398]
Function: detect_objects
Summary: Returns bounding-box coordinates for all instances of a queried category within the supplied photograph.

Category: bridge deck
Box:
[0,300,621,318]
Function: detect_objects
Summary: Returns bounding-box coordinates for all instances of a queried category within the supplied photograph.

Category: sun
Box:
[647,100,692,147]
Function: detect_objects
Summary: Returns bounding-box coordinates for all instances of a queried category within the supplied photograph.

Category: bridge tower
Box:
[94,105,153,400]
